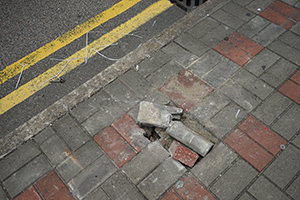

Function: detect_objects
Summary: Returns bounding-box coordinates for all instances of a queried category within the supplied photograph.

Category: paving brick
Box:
[252,23,285,47]
[291,69,300,85]
[279,31,300,51]
[0,141,40,181]
[292,134,300,148]
[253,92,293,125]
[219,79,261,111]
[175,33,210,57]
[238,16,270,38]
[3,155,51,198]
[137,157,186,200]
[268,39,300,65]
[102,171,145,200]
[246,0,275,14]
[14,186,42,200]
[211,9,244,29]
[210,159,258,200]
[146,60,184,89]
[238,192,254,200]
[174,174,216,200]
[214,41,252,67]
[188,50,225,78]
[56,140,103,182]
[34,127,55,145]
[281,0,299,6]
[264,144,300,188]
[244,48,280,77]
[286,175,300,200]
[221,2,255,22]
[278,80,300,104]
[161,42,198,68]
[0,187,7,200]
[53,114,89,151]
[161,190,181,200]
[259,8,295,29]
[261,58,298,88]
[200,24,234,48]
[122,141,169,185]
[202,59,240,88]
[84,187,110,200]
[296,1,300,8]
[187,17,219,39]
[232,0,252,6]
[224,129,274,171]
[68,155,117,200]
[161,70,214,111]
[191,142,238,187]
[36,170,74,200]
[94,127,136,168]
[269,1,300,21]
[238,116,288,155]
[291,20,300,34]
[112,114,149,152]
[169,140,199,167]
[205,103,247,139]
[190,91,231,124]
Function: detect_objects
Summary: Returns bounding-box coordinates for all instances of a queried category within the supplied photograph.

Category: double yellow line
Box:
[0,0,173,115]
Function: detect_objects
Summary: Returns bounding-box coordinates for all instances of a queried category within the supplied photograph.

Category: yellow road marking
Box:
[0,0,143,84]
[0,0,173,115]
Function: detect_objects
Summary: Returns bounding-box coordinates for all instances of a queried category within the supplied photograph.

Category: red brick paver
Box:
[36,171,75,200]
[174,174,216,200]
[278,80,300,105]
[112,114,150,152]
[238,116,287,155]
[161,190,181,200]
[269,1,300,21]
[214,41,252,66]
[228,32,264,56]
[224,129,274,171]
[259,8,295,29]
[169,140,199,167]
[291,69,300,85]
[161,70,214,111]
[14,186,42,200]
[94,126,136,167]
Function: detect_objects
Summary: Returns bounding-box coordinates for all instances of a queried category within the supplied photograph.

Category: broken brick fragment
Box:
[169,140,199,167]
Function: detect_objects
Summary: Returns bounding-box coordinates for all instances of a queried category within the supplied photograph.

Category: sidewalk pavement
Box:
[1,0,300,199]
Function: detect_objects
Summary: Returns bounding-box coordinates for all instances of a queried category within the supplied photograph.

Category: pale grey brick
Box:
[34,127,55,145]
[246,0,276,14]
[238,16,270,38]
[0,186,8,200]
[252,24,285,47]
[200,24,234,48]
[281,0,298,5]
[232,0,253,6]
[84,187,110,200]
[286,175,300,200]
[211,9,244,29]
[291,21,300,35]
[292,134,300,149]
[222,2,255,22]
[279,31,300,51]
[239,192,255,200]
[187,17,219,39]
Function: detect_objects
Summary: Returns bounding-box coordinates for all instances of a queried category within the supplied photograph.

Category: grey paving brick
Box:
[246,0,276,14]
[175,33,210,57]
[137,157,186,200]
[296,1,300,8]
[68,155,117,200]
[232,69,274,100]
[137,50,170,78]
[40,134,70,166]
[161,42,198,68]
[71,90,111,123]
[204,102,248,139]
[253,92,292,125]
[104,79,140,112]
[272,104,300,140]
[84,187,110,200]
[0,141,40,181]
[261,59,298,88]
[279,31,300,51]
[190,91,231,124]
[211,9,244,29]
[191,142,238,187]
[122,141,169,185]
[237,16,270,38]
[219,79,262,111]
[187,17,219,39]
[281,0,298,5]
[244,48,280,77]
[188,50,225,78]
[291,21,300,35]
[200,24,234,48]
[248,176,290,200]
[0,187,7,200]
[57,140,103,182]
[82,101,124,136]
[292,134,300,149]
[286,175,300,200]
[53,114,89,151]
[222,2,255,22]
[239,192,254,200]
[202,59,240,88]
[102,171,146,200]
[120,70,155,99]
[268,39,300,65]
[146,60,184,89]
[34,127,55,145]
[3,155,51,198]
[211,159,258,200]
[252,23,286,47]
[264,144,300,188]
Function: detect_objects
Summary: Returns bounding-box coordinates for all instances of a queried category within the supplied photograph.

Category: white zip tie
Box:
[40,60,70,86]
[235,109,240,118]
[15,63,27,89]
[50,58,65,61]
[152,20,156,26]
[92,48,119,61]
[85,32,89,64]
[137,43,142,48]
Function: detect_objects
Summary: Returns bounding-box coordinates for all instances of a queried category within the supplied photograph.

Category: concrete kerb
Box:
[0,0,228,159]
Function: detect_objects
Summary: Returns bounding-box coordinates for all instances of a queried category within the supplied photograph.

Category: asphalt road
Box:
[0,0,186,138]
